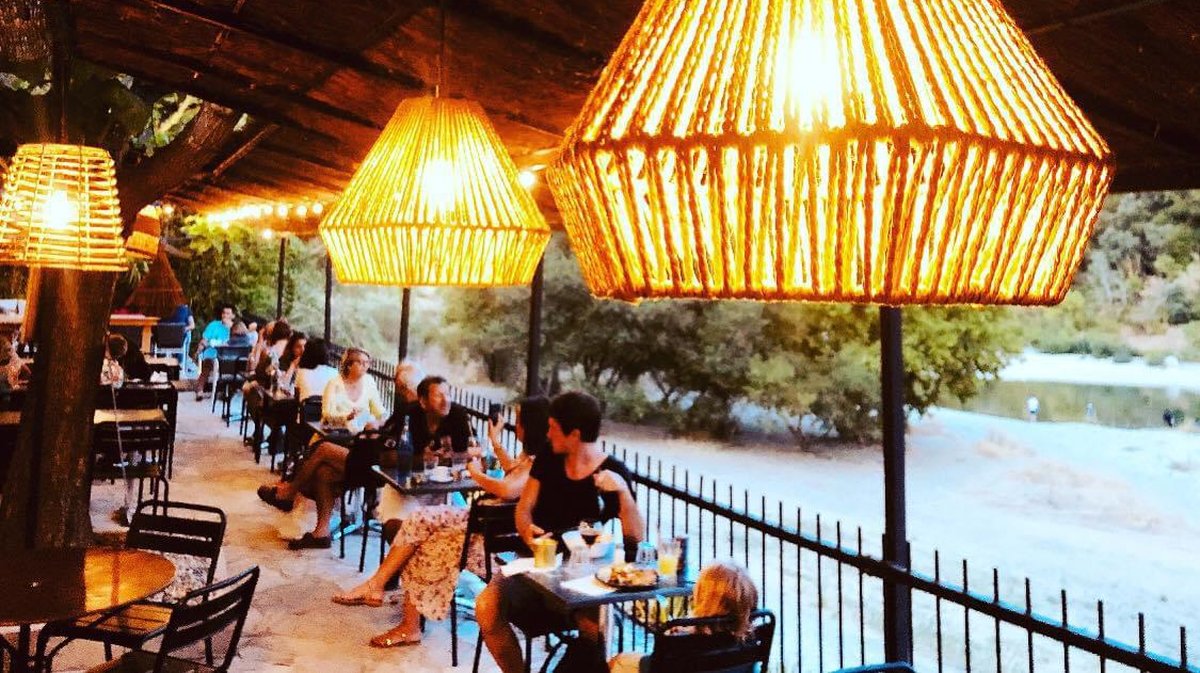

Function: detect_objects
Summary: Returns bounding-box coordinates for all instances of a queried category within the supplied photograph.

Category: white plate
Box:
[427,473,454,483]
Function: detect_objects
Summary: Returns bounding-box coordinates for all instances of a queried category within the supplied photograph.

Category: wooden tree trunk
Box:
[0,270,116,548]
[0,101,239,550]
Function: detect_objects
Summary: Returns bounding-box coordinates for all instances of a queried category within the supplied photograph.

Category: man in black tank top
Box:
[477,391,645,673]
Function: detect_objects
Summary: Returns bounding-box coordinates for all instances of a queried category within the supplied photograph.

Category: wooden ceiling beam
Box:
[208,123,278,180]
[1061,82,1200,160]
[135,0,425,89]
[251,146,355,178]
[1024,0,1175,36]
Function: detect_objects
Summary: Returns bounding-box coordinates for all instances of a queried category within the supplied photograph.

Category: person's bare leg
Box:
[477,579,525,673]
[312,465,338,538]
[370,594,422,646]
[334,536,416,603]
[276,442,347,500]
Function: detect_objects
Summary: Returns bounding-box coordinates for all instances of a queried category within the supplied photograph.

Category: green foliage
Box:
[173,216,288,325]
[435,235,1022,443]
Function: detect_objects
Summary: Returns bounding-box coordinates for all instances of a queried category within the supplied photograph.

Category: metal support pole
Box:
[397,288,411,362]
[880,306,913,663]
[274,237,287,319]
[525,256,544,397]
[323,252,332,342]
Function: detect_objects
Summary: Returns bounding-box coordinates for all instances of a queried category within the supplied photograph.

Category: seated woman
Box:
[226,320,255,348]
[257,347,385,550]
[101,334,128,386]
[276,331,307,393]
[249,321,292,389]
[331,396,551,649]
[609,560,759,673]
[293,338,337,402]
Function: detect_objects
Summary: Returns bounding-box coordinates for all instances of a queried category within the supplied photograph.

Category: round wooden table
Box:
[0,548,175,672]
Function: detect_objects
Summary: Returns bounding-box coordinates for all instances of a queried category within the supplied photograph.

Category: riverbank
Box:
[999,349,1200,391]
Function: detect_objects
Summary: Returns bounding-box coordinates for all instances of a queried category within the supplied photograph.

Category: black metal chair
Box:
[210,346,251,424]
[151,322,187,360]
[91,415,172,509]
[645,609,776,673]
[82,566,260,673]
[464,498,574,673]
[831,663,917,673]
[38,501,228,668]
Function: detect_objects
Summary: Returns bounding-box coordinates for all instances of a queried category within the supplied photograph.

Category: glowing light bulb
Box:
[259,204,273,217]
[41,190,77,230]
[420,159,456,214]
[312,202,324,215]
[296,204,308,218]
[162,203,175,217]
[518,170,537,190]
[262,228,274,239]
[276,204,289,218]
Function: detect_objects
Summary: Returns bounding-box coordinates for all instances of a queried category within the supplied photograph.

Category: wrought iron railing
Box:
[326,340,1195,673]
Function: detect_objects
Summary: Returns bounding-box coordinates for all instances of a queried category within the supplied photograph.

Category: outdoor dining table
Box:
[371,463,480,497]
[503,552,695,661]
[0,408,167,428]
[0,548,175,673]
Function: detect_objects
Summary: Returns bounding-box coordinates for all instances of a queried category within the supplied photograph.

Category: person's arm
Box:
[450,405,472,451]
[487,418,518,472]
[595,469,645,546]
[366,379,386,426]
[467,458,530,501]
[322,377,351,425]
[515,476,544,553]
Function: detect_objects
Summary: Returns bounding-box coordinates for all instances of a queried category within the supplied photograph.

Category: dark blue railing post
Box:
[880,306,913,664]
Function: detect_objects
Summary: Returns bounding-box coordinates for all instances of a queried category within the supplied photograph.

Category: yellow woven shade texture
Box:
[0,143,127,271]
[319,96,550,286]
[547,0,1114,305]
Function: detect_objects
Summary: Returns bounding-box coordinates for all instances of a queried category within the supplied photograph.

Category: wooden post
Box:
[323,252,332,342]
[397,288,411,362]
[274,236,287,319]
[525,256,544,397]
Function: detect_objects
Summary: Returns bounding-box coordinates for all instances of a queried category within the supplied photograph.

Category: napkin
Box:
[561,575,617,596]
[498,555,561,576]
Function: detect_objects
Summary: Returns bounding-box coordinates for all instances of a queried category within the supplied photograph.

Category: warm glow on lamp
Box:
[319,96,550,287]
[0,143,128,271]
[547,0,1113,305]
[518,170,537,190]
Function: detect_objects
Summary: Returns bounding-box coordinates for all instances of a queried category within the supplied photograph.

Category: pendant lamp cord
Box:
[435,0,445,98]
[51,0,69,142]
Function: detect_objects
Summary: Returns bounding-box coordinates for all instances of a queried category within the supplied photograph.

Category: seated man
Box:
[407,375,473,455]
[477,391,644,673]
[194,303,235,399]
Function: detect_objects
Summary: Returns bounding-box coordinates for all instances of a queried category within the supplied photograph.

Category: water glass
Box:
[656,539,681,576]
[635,541,657,565]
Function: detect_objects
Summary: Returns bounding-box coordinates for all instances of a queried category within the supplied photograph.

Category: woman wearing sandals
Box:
[331,396,550,648]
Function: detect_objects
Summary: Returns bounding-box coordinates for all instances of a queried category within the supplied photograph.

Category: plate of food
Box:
[595,564,659,590]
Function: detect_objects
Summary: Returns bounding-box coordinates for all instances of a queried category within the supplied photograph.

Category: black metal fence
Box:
[327,341,1196,673]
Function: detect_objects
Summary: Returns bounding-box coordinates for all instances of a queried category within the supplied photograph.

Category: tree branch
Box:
[117,101,240,227]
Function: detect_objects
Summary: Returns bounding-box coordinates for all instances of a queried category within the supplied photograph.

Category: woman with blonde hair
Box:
[609,560,759,672]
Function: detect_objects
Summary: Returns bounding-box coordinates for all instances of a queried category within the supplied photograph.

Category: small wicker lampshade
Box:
[319,96,550,286]
[548,0,1113,305]
[0,143,127,271]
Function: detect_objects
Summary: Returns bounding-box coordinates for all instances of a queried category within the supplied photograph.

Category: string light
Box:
[518,170,537,190]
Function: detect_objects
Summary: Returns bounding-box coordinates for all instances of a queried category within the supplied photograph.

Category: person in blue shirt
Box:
[196,304,236,399]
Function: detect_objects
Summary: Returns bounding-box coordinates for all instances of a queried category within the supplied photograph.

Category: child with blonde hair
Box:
[609,559,760,672]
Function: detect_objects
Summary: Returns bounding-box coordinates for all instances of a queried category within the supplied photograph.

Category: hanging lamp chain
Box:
[435,0,446,98]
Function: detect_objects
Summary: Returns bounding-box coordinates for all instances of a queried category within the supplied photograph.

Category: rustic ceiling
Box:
[61,0,1200,229]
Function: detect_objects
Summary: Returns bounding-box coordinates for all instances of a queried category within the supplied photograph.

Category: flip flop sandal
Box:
[332,593,384,608]
[287,532,332,550]
[369,626,421,648]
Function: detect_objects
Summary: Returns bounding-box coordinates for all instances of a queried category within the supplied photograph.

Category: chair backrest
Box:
[299,395,323,423]
[92,420,172,471]
[152,322,187,350]
[127,500,227,585]
[214,346,251,376]
[110,325,144,353]
[649,609,776,673]
[155,566,260,673]
[462,496,522,579]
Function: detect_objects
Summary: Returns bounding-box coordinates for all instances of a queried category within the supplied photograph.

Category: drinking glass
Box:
[533,538,558,569]
[656,539,681,576]
[579,520,600,548]
[635,541,657,565]
[423,453,438,475]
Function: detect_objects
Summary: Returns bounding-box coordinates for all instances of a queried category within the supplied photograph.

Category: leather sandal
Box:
[287,532,332,550]
[257,485,294,513]
[332,592,384,608]
[369,624,421,648]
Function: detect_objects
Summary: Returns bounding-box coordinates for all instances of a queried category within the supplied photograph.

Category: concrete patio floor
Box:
[66,393,520,673]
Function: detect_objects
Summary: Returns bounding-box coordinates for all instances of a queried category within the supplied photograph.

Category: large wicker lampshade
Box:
[547,0,1113,305]
[319,96,550,286]
[0,143,127,271]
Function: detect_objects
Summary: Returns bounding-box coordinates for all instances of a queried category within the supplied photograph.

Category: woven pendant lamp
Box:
[0,143,128,271]
[319,96,550,286]
[547,0,1113,305]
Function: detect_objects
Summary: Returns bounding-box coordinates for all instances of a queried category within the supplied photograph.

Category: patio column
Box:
[397,288,411,362]
[274,236,287,319]
[880,306,913,663]
[323,252,332,342]
[525,256,544,396]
